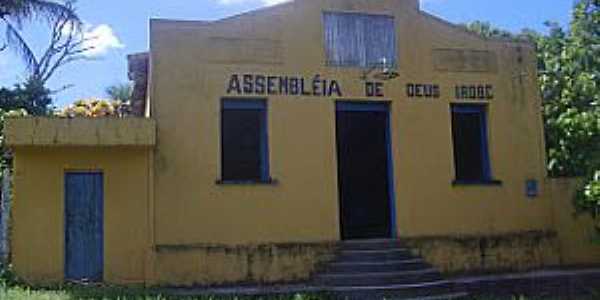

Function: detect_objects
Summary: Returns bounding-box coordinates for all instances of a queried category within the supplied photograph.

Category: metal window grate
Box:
[323,12,396,68]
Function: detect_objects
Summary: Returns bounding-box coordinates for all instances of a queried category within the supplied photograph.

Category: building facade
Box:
[6,0,600,286]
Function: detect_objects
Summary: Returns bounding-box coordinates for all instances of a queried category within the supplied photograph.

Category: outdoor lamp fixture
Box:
[361,57,400,81]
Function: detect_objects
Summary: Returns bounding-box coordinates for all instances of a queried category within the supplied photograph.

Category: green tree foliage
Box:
[105,83,133,102]
[0,1,83,178]
[464,0,600,219]
[462,21,515,39]
[0,79,51,169]
[537,0,599,215]
[460,20,536,42]
[0,79,51,116]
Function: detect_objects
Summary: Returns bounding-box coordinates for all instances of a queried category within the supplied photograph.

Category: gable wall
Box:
[149,0,549,246]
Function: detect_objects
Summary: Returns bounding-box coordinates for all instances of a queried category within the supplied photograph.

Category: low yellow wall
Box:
[11,147,151,285]
[548,178,600,266]
[151,242,336,287]
[7,144,600,286]
[405,178,600,275]
[406,231,561,274]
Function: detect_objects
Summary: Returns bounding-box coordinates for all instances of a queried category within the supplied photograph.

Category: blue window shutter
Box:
[478,109,492,180]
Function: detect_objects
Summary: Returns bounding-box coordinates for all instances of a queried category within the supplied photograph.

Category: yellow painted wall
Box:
[7,0,600,287]
[406,231,561,274]
[146,0,565,284]
[404,178,600,274]
[149,0,548,247]
[152,243,336,286]
[11,147,151,284]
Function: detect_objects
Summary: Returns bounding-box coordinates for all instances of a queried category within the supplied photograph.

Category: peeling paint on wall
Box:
[153,242,336,286]
[405,231,561,275]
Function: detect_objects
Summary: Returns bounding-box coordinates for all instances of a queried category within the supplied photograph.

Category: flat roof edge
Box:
[5,117,157,147]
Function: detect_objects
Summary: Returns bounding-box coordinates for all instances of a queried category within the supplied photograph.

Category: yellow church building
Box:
[4,0,599,293]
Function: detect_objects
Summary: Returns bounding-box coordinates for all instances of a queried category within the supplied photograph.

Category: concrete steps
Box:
[336,248,416,262]
[161,267,600,299]
[326,259,431,273]
[317,269,443,286]
[315,239,467,300]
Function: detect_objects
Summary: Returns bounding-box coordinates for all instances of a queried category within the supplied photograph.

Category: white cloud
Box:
[82,24,124,57]
[218,0,290,6]
[219,0,439,6]
[420,0,445,4]
[261,0,290,5]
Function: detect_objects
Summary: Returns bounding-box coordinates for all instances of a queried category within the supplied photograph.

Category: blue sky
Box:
[0,0,575,108]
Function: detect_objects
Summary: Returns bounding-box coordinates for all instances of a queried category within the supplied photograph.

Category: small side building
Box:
[6,118,155,284]
[5,0,600,287]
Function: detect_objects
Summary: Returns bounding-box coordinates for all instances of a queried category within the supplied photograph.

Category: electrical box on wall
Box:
[526,179,539,198]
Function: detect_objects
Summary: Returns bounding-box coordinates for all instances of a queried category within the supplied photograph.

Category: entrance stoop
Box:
[314,239,468,300]
[161,249,600,299]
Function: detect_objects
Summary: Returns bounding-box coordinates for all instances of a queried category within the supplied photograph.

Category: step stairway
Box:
[314,239,468,300]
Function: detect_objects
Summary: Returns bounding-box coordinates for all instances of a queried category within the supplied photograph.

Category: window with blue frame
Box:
[221,99,269,183]
[451,104,492,183]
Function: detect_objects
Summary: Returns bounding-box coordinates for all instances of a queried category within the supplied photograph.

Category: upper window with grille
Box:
[323,12,396,68]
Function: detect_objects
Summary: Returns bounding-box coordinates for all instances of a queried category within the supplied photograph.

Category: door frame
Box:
[64,170,104,282]
[335,101,397,240]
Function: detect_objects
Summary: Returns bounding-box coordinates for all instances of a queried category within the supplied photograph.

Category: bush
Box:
[0,264,20,288]
[57,98,132,118]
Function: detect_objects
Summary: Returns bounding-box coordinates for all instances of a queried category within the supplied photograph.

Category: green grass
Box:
[0,284,597,300]
[0,284,326,300]
[0,283,600,300]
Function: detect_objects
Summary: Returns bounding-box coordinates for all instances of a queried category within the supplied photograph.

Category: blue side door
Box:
[65,172,104,282]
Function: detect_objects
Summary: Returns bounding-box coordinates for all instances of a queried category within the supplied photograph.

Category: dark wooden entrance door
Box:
[336,102,393,240]
[65,172,104,282]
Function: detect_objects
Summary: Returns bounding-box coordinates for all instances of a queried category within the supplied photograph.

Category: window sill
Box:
[216,178,278,186]
[452,179,503,186]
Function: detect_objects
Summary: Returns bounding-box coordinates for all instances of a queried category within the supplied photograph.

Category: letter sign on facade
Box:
[365,82,385,97]
[455,84,494,100]
[406,83,440,99]
[227,74,343,97]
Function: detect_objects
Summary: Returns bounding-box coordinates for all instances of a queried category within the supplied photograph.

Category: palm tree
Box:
[0,0,81,69]
[106,83,133,102]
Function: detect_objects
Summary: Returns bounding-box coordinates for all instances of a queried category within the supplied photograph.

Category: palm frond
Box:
[3,0,81,30]
[3,18,38,70]
[28,0,81,24]
[105,83,134,101]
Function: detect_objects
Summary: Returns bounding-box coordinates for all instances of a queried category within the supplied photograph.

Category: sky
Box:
[0,0,575,108]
